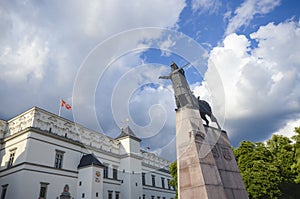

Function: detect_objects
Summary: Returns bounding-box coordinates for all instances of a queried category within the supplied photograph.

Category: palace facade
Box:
[0,107,175,199]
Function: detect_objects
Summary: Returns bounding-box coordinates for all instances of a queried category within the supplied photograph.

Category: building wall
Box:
[27,131,84,171]
[77,166,104,199]
[103,178,121,199]
[0,131,30,169]
[0,163,78,198]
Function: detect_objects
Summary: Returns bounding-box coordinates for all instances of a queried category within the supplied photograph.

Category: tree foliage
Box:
[292,127,300,184]
[234,141,282,198]
[234,127,300,199]
[169,161,178,199]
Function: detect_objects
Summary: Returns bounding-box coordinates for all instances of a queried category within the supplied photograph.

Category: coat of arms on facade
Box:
[95,170,101,182]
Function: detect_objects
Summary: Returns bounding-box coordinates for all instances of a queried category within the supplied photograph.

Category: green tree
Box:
[243,160,281,199]
[267,135,295,182]
[169,161,178,199]
[292,127,300,183]
[234,128,300,199]
[267,134,300,198]
[234,141,282,199]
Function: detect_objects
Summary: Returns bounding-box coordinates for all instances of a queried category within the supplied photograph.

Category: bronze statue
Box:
[159,62,198,110]
[159,62,221,129]
[197,97,221,129]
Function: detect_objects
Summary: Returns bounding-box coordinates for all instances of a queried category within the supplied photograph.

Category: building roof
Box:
[116,126,141,142]
[77,153,104,169]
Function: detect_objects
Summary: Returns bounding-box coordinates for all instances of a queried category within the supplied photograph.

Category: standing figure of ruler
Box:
[159,62,198,111]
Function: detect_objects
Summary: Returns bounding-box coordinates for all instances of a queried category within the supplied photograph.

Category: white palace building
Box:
[0,107,176,199]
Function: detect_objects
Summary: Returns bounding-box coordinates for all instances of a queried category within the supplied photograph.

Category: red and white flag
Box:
[61,99,71,110]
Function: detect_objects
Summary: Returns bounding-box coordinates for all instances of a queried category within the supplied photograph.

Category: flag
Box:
[61,100,66,107]
[61,99,71,110]
[65,104,71,110]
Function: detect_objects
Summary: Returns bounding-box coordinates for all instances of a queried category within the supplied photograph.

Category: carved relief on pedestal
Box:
[221,147,232,161]
[211,146,219,158]
[194,130,205,142]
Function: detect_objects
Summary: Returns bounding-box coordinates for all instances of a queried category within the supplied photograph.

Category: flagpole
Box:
[58,101,62,116]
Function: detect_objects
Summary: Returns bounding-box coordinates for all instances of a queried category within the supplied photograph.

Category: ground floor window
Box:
[108,190,113,199]
[39,182,49,199]
[115,191,120,199]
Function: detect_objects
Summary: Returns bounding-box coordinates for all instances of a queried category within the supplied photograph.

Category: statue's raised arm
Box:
[158,75,171,79]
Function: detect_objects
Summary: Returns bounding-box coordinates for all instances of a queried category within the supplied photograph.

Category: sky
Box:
[0,0,300,161]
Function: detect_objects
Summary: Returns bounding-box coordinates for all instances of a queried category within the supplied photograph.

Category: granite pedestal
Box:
[176,108,248,199]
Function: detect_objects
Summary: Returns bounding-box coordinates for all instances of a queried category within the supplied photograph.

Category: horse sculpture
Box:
[197,97,221,129]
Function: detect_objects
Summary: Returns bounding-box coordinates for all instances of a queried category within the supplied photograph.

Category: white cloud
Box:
[0,7,49,84]
[225,0,281,35]
[191,0,221,14]
[0,0,186,118]
[274,118,300,139]
[0,1,187,162]
[0,37,49,83]
[159,35,176,57]
[205,20,300,142]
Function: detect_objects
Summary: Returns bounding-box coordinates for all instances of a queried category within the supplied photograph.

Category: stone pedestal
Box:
[176,108,248,199]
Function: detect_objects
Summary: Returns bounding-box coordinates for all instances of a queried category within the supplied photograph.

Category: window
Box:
[113,168,118,180]
[82,193,85,198]
[79,181,82,186]
[7,149,16,168]
[151,196,154,199]
[157,197,160,199]
[108,191,113,199]
[104,165,109,178]
[161,177,165,189]
[167,179,171,190]
[115,191,120,199]
[39,182,49,199]
[142,173,145,185]
[96,192,99,197]
[54,150,64,169]
[143,194,146,199]
[151,175,156,187]
[1,184,8,199]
